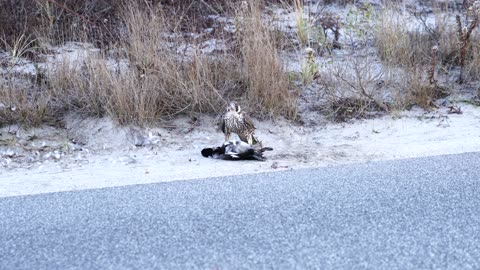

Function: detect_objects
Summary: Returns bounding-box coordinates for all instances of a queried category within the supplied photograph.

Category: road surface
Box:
[1,152,480,269]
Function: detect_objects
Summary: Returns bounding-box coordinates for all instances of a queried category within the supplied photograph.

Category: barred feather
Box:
[222,104,257,145]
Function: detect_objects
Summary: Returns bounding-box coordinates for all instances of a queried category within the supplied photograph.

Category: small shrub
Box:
[0,82,60,126]
[322,97,384,122]
[315,12,342,50]
[405,66,449,110]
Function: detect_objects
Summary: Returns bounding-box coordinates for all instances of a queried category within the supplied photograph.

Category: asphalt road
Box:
[1,153,480,269]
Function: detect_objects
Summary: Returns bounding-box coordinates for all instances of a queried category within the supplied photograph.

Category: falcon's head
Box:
[227,101,241,113]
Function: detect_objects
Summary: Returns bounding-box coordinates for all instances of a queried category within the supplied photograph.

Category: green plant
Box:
[301,47,319,84]
[345,3,377,46]
[292,0,339,51]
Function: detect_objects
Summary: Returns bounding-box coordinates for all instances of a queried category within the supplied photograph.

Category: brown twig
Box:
[456,14,464,42]
[428,46,438,85]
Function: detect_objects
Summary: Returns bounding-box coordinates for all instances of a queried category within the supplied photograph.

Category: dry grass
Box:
[0,81,59,127]
[465,41,480,80]
[405,70,449,109]
[293,0,308,46]
[373,5,469,109]
[1,0,298,127]
[3,0,480,128]
[238,1,298,119]
[325,97,384,122]
[43,1,233,125]
[116,2,225,123]
[375,7,413,67]
[0,0,293,48]
[435,13,459,65]
[47,58,110,118]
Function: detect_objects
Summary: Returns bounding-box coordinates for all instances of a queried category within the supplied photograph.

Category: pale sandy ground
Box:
[1,1,478,197]
[1,104,479,198]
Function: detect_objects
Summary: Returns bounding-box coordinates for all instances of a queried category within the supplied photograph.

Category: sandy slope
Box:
[2,1,478,197]
[1,104,479,197]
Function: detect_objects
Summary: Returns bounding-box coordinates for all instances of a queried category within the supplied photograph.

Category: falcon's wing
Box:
[243,112,256,130]
[217,113,226,134]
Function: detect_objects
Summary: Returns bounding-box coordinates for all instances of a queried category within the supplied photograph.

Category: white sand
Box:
[2,2,479,197]
[1,104,479,198]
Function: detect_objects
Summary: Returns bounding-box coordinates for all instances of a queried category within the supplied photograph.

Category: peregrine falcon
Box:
[221,101,259,145]
[201,140,273,161]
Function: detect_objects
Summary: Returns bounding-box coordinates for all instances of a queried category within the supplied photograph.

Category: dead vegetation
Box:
[313,2,390,122]
[322,97,384,123]
[371,1,480,111]
[236,1,298,119]
[2,0,480,127]
[1,0,298,127]
[456,1,480,83]
[0,80,59,127]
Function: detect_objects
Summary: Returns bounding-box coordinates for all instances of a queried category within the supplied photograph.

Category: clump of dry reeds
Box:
[456,1,480,83]
[42,1,234,126]
[325,97,384,122]
[405,46,449,109]
[0,81,59,127]
[375,7,413,68]
[236,1,298,119]
[1,0,298,127]
[374,4,458,110]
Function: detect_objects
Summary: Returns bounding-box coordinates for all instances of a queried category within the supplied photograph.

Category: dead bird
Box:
[201,140,273,161]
